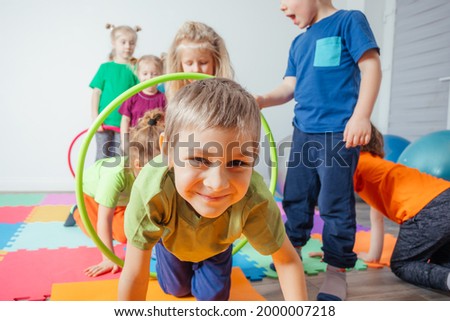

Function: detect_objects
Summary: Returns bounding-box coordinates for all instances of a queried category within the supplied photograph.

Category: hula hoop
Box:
[68,125,120,177]
[75,72,278,277]
[68,129,88,177]
[231,113,277,254]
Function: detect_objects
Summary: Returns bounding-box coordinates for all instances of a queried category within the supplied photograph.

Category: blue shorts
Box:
[155,241,233,301]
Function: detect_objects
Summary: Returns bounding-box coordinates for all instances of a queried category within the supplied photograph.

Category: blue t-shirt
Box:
[285,10,379,133]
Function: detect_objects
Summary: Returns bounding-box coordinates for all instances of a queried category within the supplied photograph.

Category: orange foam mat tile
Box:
[311,231,397,269]
[51,267,266,301]
[0,250,7,262]
[353,231,397,268]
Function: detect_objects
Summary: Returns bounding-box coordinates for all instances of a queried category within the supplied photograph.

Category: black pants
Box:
[391,189,450,291]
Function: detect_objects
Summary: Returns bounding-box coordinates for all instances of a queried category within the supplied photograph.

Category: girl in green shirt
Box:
[89,24,141,160]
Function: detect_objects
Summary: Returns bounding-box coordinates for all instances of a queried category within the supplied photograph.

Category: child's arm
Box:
[271,236,308,300]
[357,207,385,263]
[120,116,131,152]
[84,205,119,277]
[343,49,382,148]
[255,76,296,109]
[118,242,152,300]
[91,88,104,132]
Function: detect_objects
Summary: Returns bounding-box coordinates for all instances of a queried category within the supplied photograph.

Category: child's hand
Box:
[357,251,380,263]
[253,95,265,109]
[308,251,324,259]
[96,125,105,132]
[84,259,121,277]
[343,116,371,148]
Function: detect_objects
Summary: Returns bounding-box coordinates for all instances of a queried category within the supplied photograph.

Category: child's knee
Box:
[191,278,231,301]
[193,286,230,301]
[163,284,191,298]
[390,260,404,277]
[158,276,192,298]
[113,231,127,243]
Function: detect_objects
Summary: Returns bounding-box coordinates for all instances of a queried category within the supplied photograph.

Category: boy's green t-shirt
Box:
[90,61,139,127]
[125,155,286,262]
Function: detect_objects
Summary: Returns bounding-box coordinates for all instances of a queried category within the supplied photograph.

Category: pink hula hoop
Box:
[67,125,120,177]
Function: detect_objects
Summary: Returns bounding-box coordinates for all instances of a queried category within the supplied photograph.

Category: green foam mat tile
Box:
[0,194,46,206]
[301,238,328,275]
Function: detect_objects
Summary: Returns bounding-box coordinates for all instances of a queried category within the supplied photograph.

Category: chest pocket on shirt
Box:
[314,37,341,67]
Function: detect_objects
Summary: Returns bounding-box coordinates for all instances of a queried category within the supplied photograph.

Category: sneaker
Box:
[63,205,77,227]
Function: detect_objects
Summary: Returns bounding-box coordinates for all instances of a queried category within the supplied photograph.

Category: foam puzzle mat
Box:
[51,267,265,301]
[0,192,396,301]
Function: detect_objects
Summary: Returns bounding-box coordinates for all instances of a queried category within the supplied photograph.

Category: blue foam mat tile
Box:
[238,243,277,279]
[150,256,157,274]
[3,222,97,251]
[0,223,25,249]
[232,251,267,281]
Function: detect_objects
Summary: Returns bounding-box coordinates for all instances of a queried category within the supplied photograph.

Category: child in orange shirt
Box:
[354,124,450,292]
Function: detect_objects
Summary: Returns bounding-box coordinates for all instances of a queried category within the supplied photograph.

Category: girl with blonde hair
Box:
[164,21,234,101]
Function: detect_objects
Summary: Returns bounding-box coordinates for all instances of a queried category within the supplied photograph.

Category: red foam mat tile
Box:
[0,245,125,301]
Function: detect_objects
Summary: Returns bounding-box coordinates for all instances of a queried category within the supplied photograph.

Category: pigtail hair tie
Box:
[148,114,162,126]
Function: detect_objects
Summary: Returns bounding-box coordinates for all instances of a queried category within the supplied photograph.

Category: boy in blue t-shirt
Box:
[255,0,381,301]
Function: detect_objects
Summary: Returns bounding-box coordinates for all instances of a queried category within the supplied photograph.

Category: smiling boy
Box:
[118,78,308,301]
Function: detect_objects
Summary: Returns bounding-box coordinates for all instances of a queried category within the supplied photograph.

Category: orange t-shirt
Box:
[354,152,450,224]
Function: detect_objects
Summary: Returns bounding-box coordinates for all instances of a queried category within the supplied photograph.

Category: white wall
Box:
[0,0,385,191]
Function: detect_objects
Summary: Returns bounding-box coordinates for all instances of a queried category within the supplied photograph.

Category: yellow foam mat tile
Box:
[25,205,72,222]
[0,250,7,262]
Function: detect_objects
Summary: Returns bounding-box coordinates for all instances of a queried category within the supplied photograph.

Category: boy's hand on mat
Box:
[357,251,379,263]
[84,259,121,277]
[308,251,324,260]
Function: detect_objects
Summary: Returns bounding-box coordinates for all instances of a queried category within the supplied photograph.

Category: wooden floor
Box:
[252,199,450,301]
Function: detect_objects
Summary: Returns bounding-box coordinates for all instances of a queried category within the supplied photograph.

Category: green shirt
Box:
[83,157,136,208]
[125,155,286,262]
[89,61,139,127]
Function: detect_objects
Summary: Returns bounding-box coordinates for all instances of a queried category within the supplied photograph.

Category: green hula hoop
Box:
[75,72,278,277]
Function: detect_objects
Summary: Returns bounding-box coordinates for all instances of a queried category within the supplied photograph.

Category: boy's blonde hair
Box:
[165,21,234,100]
[128,109,165,167]
[361,123,385,158]
[137,55,164,75]
[164,78,260,151]
[106,23,141,64]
